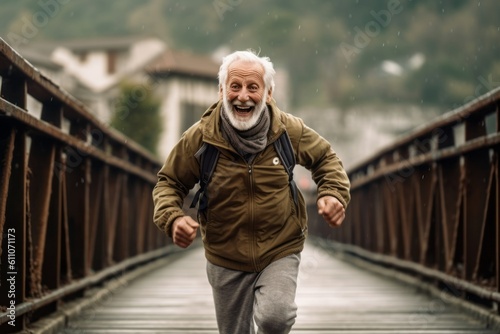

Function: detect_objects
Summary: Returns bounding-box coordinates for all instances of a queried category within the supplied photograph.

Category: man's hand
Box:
[317,196,345,228]
[172,216,199,248]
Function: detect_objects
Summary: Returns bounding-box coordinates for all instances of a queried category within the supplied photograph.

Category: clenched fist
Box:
[172,216,199,248]
[317,196,345,228]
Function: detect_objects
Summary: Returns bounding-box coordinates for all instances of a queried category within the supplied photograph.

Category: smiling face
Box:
[220,59,273,130]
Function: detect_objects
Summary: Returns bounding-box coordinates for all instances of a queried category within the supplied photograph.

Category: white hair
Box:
[218,50,276,92]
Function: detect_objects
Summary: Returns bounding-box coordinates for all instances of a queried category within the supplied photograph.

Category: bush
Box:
[110,81,162,156]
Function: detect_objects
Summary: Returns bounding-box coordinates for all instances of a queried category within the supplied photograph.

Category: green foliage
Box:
[110,82,162,156]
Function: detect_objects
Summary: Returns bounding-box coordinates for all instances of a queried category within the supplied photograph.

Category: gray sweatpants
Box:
[206,254,301,334]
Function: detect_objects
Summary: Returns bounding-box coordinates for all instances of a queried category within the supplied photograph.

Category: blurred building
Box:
[147,49,219,157]
[17,36,220,158]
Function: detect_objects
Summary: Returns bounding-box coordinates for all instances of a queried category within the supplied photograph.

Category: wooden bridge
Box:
[0,38,499,333]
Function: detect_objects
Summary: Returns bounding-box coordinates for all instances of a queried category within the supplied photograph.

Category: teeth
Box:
[235,106,252,112]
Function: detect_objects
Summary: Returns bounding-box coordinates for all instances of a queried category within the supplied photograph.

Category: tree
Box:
[110,81,162,156]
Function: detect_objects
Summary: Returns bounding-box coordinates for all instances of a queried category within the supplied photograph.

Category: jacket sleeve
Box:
[294,120,351,208]
[152,132,200,237]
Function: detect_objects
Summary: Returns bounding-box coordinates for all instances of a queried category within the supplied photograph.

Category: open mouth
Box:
[233,105,254,114]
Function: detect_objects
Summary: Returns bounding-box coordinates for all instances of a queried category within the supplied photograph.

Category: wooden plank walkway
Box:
[58,242,496,334]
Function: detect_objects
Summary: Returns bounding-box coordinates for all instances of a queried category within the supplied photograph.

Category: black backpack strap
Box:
[190,143,220,211]
[273,131,299,207]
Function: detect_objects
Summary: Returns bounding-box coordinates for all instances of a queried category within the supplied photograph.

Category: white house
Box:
[146,49,219,157]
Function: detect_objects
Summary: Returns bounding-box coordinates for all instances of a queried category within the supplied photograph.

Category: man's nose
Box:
[237,88,250,102]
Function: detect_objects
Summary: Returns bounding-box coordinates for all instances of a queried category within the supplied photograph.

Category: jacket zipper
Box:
[248,163,259,272]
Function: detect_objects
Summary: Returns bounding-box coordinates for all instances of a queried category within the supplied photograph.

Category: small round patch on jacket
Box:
[272,157,280,165]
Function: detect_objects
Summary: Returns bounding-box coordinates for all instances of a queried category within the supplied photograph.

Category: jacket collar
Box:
[200,100,286,149]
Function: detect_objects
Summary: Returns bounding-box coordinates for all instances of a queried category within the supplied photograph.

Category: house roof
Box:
[147,49,219,80]
[55,35,155,53]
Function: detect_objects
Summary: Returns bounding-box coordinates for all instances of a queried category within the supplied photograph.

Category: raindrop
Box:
[382,43,385,47]
[397,31,400,36]
[298,25,301,30]
[315,50,318,55]
[477,2,480,7]
[421,175,425,180]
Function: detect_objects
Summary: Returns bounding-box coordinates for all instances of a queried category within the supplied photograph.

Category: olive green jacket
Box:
[152,100,350,272]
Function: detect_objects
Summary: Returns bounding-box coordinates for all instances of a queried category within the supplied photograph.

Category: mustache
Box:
[231,99,256,107]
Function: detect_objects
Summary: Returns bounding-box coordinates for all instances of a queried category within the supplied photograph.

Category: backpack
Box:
[190,131,299,213]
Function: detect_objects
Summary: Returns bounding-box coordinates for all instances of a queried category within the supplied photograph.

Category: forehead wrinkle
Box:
[227,61,265,83]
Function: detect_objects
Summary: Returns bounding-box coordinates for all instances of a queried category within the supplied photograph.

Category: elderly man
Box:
[153,50,350,334]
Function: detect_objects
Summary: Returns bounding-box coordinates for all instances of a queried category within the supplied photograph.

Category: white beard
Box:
[222,91,268,131]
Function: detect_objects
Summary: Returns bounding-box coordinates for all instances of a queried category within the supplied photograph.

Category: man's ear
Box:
[266,88,273,103]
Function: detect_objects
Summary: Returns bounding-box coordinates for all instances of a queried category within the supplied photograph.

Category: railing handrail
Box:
[348,86,500,176]
[0,38,169,333]
[307,79,500,323]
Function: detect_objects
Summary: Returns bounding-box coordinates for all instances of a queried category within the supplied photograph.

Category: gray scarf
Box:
[221,106,270,161]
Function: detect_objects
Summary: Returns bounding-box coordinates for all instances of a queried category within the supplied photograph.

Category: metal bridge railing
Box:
[309,86,500,317]
[0,38,169,332]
